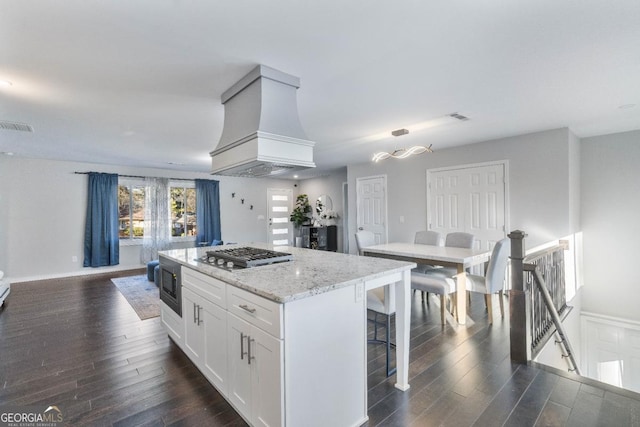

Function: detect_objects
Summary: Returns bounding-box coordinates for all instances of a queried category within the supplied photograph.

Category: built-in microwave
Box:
[159,256,181,317]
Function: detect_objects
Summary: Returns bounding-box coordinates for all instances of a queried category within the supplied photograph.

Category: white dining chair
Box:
[413,230,443,272]
[411,231,469,323]
[411,271,456,324]
[355,230,396,376]
[445,232,475,249]
[414,237,511,324]
[354,230,376,256]
[414,230,443,246]
[464,238,511,323]
[412,230,444,302]
[432,232,476,278]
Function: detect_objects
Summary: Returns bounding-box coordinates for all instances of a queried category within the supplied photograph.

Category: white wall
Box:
[581,130,640,322]
[346,128,576,253]
[298,168,348,252]
[0,156,295,282]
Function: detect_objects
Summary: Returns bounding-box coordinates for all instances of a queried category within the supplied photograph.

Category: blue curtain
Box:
[83,173,119,267]
[195,179,221,245]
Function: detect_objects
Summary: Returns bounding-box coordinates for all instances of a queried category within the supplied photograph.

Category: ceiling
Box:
[1,1,639,179]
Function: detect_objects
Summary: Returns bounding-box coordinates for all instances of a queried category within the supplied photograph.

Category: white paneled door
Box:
[427,162,507,252]
[267,189,293,246]
[356,176,387,245]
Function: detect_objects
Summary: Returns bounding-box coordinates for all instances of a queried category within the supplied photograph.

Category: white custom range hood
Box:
[210,65,315,177]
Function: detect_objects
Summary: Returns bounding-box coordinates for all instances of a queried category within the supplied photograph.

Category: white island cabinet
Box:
[227,309,283,426]
[181,268,228,394]
[159,244,415,427]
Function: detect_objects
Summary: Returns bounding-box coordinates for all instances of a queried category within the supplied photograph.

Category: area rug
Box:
[111,275,160,320]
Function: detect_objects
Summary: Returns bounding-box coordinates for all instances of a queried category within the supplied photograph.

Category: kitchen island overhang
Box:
[160,243,415,303]
[159,243,415,427]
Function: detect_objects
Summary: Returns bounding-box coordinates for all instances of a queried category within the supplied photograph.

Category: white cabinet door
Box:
[160,301,184,346]
[201,296,228,395]
[227,313,253,418]
[183,287,203,362]
[183,286,228,395]
[251,325,283,427]
[227,312,284,427]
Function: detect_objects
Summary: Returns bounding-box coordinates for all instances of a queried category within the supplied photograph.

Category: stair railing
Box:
[508,230,580,374]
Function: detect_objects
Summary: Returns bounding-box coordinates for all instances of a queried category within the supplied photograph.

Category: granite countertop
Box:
[159,243,416,303]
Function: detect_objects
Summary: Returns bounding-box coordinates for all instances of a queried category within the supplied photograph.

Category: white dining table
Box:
[362,243,491,325]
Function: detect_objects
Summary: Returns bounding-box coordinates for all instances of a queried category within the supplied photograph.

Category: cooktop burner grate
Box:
[203,247,293,268]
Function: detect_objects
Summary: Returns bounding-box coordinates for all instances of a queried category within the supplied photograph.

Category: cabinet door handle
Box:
[197,305,203,325]
[239,304,257,314]
[193,302,197,324]
[240,332,247,360]
[247,336,255,365]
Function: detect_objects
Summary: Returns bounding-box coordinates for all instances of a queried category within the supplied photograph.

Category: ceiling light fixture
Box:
[372,129,433,162]
[0,80,12,87]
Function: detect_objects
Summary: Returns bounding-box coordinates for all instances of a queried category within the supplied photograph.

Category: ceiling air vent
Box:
[449,113,469,121]
[0,120,34,132]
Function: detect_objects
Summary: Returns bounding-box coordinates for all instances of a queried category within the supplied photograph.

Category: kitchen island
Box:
[159,243,415,427]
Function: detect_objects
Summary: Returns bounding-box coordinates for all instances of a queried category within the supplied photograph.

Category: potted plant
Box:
[290,194,312,247]
[290,194,312,228]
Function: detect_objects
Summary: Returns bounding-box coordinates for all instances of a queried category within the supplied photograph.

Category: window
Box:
[170,184,197,238]
[118,183,145,240]
[118,179,197,243]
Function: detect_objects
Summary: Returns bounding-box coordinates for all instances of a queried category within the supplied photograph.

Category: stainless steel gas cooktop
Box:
[198,246,293,269]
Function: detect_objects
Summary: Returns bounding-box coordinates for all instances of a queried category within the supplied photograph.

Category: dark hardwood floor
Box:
[1,271,639,426]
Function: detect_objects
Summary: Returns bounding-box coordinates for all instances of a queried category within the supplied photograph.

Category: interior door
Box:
[356,176,387,245]
[428,162,506,251]
[267,188,293,246]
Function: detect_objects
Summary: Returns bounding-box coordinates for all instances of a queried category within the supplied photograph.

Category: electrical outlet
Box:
[72,256,78,262]
[355,283,364,303]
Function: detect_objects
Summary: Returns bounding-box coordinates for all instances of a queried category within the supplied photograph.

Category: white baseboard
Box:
[581,311,640,329]
[8,264,146,284]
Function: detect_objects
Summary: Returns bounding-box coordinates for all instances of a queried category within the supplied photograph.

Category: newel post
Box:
[508,230,532,364]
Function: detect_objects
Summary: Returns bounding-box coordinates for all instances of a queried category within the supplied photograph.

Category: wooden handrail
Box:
[523,239,569,264]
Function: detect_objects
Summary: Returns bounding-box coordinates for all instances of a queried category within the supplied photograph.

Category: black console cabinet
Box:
[301,225,337,251]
